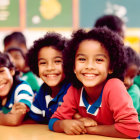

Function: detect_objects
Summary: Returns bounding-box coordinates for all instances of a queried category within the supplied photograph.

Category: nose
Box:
[86,60,95,69]
[46,62,54,70]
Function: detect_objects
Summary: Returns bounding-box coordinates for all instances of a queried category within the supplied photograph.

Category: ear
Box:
[10,68,15,76]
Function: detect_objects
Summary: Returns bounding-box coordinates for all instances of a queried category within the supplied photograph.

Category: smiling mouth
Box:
[0,83,6,89]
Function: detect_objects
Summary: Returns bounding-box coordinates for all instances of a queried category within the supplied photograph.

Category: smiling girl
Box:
[48,27,140,138]
[0,52,34,126]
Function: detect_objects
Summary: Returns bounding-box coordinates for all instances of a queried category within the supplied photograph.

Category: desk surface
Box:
[0,124,137,140]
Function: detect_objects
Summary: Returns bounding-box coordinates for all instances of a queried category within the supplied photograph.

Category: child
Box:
[48,27,140,138]
[124,46,140,120]
[26,32,71,124]
[6,47,40,93]
[0,52,34,126]
[3,31,28,54]
[94,14,125,39]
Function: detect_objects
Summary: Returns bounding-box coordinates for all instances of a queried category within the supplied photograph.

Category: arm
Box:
[53,119,87,135]
[0,102,28,126]
[104,79,140,138]
[86,125,132,138]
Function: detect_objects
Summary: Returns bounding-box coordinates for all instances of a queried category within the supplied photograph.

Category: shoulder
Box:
[104,78,125,90]
[15,80,34,95]
[63,85,81,99]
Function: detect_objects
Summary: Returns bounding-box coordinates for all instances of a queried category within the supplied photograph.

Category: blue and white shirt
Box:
[29,82,71,124]
[0,80,34,114]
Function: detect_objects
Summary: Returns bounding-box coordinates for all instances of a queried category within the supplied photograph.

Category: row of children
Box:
[0,15,140,139]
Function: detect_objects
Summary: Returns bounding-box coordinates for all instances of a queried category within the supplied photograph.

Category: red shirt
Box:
[51,78,140,137]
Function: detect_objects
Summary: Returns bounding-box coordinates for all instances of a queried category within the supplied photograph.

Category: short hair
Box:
[3,31,27,48]
[27,32,67,77]
[94,14,125,38]
[63,27,126,88]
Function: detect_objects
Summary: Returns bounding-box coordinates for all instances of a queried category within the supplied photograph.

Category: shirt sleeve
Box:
[28,92,49,124]
[104,78,140,138]
[14,83,34,108]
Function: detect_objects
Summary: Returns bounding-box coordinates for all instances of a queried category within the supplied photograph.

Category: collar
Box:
[79,87,103,116]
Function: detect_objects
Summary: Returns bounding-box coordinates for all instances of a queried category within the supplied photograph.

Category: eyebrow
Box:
[76,53,108,58]
[38,56,63,61]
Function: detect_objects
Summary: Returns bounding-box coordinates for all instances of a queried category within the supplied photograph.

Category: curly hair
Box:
[0,51,20,81]
[63,27,126,88]
[27,32,67,77]
[94,15,125,38]
[124,46,140,70]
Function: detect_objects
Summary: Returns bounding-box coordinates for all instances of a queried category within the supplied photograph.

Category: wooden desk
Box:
[0,124,137,140]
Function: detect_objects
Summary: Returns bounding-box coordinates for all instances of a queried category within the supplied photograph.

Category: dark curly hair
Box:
[94,14,125,39]
[124,46,140,71]
[0,51,20,81]
[27,32,67,77]
[63,27,126,88]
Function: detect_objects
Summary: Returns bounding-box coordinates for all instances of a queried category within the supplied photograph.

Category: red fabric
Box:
[52,78,140,137]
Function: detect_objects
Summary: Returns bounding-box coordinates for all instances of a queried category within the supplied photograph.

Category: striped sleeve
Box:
[14,83,34,108]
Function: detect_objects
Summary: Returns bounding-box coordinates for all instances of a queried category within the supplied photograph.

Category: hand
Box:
[10,102,28,114]
[73,113,97,127]
[61,119,87,135]
[79,117,97,127]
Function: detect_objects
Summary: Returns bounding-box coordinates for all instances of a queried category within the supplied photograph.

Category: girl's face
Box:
[0,67,14,98]
[38,47,65,88]
[74,40,111,90]
[124,64,139,89]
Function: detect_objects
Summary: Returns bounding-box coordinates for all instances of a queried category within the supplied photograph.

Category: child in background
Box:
[6,47,40,93]
[49,27,140,138]
[0,52,34,126]
[94,14,125,39]
[26,32,71,124]
[124,46,140,120]
[3,31,28,55]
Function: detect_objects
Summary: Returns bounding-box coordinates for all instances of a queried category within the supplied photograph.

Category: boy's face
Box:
[124,64,139,89]
[0,67,14,98]
[8,51,25,72]
[74,40,111,91]
[38,46,65,88]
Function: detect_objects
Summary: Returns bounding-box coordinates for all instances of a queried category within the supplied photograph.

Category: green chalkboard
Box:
[80,0,140,28]
[0,0,19,27]
[26,0,72,28]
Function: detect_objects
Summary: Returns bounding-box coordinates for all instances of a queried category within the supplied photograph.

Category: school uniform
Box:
[0,80,34,114]
[49,78,140,138]
[29,82,71,124]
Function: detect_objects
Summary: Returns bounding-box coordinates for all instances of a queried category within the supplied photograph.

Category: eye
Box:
[96,58,104,63]
[55,59,63,64]
[78,57,86,62]
[38,61,46,65]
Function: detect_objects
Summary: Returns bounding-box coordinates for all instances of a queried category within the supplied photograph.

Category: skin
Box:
[0,67,29,126]
[8,51,26,72]
[38,46,65,97]
[124,64,139,90]
[53,40,131,138]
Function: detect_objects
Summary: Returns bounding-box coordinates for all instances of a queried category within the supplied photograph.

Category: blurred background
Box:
[0,0,140,53]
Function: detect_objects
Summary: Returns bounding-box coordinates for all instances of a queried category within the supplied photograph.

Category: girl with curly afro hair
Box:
[49,27,140,138]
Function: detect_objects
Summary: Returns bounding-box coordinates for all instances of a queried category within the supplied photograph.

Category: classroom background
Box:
[0,0,140,53]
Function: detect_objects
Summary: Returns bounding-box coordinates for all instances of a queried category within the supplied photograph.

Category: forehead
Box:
[77,40,108,56]
[38,46,62,59]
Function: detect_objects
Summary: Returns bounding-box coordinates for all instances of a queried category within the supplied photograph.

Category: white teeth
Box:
[84,74,96,77]
[0,84,6,89]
